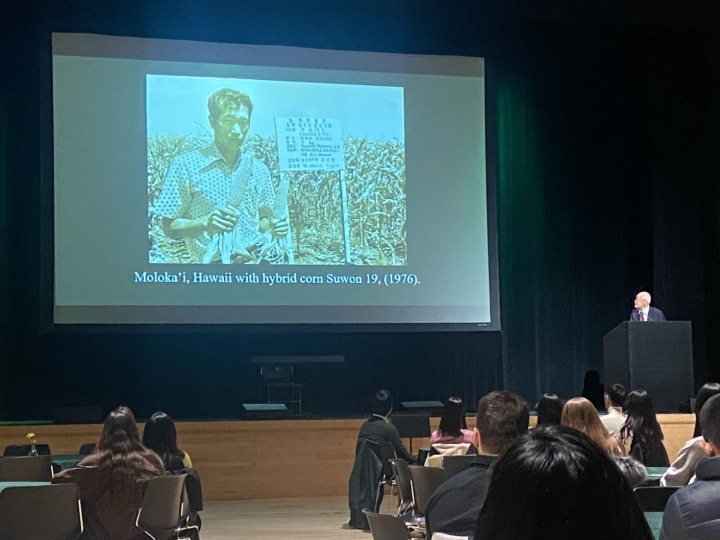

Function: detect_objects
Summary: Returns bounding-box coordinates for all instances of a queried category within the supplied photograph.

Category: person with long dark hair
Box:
[536,393,563,427]
[620,389,670,466]
[430,397,474,444]
[53,406,164,540]
[475,425,655,540]
[142,411,192,472]
[662,382,720,486]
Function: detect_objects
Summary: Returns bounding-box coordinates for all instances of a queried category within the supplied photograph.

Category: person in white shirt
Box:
[661,382,720,486]
[601,383,627,437]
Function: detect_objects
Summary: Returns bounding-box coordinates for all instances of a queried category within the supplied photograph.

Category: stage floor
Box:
[201,496,383,540]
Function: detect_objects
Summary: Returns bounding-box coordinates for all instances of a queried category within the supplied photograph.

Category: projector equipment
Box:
[242,403,290,420]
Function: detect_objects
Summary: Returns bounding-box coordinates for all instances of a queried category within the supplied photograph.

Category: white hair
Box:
[637,291,651,302]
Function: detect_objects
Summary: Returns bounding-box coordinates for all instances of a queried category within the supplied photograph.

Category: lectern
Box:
[603,321,693,412]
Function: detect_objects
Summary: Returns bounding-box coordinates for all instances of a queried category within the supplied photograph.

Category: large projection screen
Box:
[49,33,499,329]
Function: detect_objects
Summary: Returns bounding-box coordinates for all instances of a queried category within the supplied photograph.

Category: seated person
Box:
[619,389,669,466]
[535,393,563,427]
[662,382,720,486]
[601,383,627,437]
[430,397,475,445]
[142,411,192,471]
[356,389,415,463]
[660,393,720,539]
[425,391,529,540]
[561,397,626,456]
[53,406,164,540]
[475,425,654,540]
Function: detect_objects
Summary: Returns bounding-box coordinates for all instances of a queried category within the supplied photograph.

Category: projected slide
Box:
[147,76,406,266]
[50,33,498,327]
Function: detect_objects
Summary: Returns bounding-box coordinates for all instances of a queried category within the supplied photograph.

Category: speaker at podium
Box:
[603,321,694,412]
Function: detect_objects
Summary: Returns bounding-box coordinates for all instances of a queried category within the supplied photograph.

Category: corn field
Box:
[148,132,406,265]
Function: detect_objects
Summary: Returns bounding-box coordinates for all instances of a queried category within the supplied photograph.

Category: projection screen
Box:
[49,33,499,329]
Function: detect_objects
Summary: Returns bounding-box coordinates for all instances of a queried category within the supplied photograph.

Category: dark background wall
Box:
[1,0,719,419]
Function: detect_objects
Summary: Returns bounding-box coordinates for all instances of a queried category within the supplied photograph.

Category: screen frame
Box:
[39,32,500,333]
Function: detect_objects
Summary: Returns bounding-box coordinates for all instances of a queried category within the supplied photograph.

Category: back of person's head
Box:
[371,389,393,417]
[99,406,143,454]
[621,389,664,443]
[475,426,654,540]
[699,393,720,450]
[607,383,627,409]
[97,406,154,497]
[476,391,529,455]
[142,411,184,471]
[561,398,619,455]
[438,397,466,437]
[694,382,720,438]
[536,394,563,426]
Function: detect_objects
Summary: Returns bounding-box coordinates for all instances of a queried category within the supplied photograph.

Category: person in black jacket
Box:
[661,393,720,540]
[356,389,415,463]
[424,391,529,539]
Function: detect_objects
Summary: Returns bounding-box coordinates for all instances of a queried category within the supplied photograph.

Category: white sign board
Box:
[275,117,344,172]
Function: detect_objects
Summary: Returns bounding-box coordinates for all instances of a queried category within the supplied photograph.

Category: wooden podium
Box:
[603,321,694,412]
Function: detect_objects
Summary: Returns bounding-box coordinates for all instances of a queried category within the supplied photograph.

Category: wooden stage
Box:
[0,415,695,501]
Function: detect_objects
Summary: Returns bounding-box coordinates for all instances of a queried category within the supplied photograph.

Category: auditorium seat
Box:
[0,483,82,540]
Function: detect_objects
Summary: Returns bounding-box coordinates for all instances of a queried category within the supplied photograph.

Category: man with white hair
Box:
[630,291,666,321]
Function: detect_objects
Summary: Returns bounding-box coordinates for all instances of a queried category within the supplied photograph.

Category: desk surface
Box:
[0,481,50,493]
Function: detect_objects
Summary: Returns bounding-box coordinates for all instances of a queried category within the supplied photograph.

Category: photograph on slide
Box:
[147,74,406,265]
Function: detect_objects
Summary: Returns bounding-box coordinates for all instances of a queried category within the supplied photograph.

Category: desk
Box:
[52,454,83,471]
[0,481,50,493]
[645,511,662,540]
[645,467,668,487]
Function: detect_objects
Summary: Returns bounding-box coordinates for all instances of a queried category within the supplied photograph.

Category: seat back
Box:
[0,455,54,481]
[3,444,51,456]
[136,474,187,540]
[378,441,398,478]
[366,512,409,540]
[389,458,412,511]
[633,486,679,512]
[78,443,97,455]
[169,467,203,513]
[441,455,479,479]
[0,483,82,540]
[408,465,447,515]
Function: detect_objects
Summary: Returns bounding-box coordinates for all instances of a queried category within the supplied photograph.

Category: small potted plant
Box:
[26,432,39,456]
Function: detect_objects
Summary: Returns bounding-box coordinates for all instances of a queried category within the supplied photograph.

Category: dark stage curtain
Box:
[0,100,8,415]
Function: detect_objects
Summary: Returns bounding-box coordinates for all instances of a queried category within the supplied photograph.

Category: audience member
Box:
[355,389,415,463]
[601,383,627,437]
[612,455,648,488]
[561,397,625,456]
[581,370,605,410]
[620,389,669,466]
[424,391,529,539]
[475,425,654,540]
[142,411,192,472]
[430,397,475,445]
[536,393,563,427]
[53,406,164,540]
[660,394,720,540]
[662,382,720,487]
